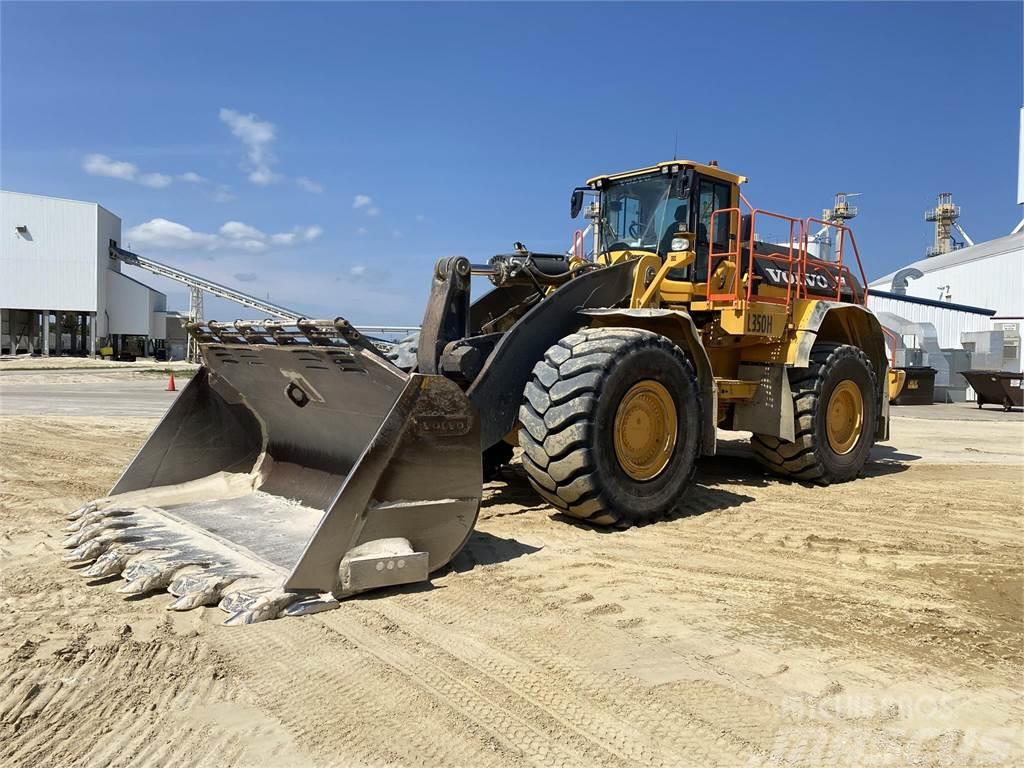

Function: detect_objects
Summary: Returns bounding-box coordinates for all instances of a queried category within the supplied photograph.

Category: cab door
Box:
[694,176,734,280]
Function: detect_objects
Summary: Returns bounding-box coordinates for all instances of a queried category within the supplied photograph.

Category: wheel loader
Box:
[62,160,889,623]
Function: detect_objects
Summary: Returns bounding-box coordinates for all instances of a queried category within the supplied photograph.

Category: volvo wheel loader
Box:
[63,160,889,623]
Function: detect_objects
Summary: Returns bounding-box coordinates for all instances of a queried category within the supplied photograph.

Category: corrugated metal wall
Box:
[0,192,103,312]
[870,238,1023,318]
[867,294,991,349]
[1,192,167,343]
[889,251,1021,318]
[96,205,123,336]
[106,271,166,336]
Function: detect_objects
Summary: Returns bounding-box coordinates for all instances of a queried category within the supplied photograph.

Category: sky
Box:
[2,1,1021,324]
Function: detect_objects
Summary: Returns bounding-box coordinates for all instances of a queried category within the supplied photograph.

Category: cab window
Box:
[696,179,733,253]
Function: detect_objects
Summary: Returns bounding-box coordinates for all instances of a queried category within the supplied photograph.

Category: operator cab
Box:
[574,161,864,303]
[578,160,744,282]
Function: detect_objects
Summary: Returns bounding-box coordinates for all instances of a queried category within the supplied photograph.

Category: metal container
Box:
[892,366,936,405]
[959,370,1024,411]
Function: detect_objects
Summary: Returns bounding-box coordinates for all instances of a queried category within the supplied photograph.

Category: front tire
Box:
[752,343,877,483]
[518,328,702,527]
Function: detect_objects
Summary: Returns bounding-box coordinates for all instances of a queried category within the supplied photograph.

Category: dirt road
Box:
[1,407,1021,767]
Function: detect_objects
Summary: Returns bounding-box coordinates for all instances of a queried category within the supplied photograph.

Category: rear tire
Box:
[752,343,877,484]
[518,328,702,527]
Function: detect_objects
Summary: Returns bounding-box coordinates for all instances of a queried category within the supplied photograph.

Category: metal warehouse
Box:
[0,190,169,357]
[869,232,1023,327]
[868,231,1023,378]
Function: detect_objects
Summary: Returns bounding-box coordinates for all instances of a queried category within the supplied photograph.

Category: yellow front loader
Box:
[63,159,889,623]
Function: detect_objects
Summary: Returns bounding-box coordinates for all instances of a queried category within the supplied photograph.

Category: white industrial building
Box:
[869,232,1023,328]
[867,230,1023,401]
[868,232,1022,361]
[1,191,169,357]
[866,108,1024,398]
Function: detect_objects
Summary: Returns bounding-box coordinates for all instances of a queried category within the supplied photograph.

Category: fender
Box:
[467,260,635,449]
[792,300,890,440]
[578,307,718,456]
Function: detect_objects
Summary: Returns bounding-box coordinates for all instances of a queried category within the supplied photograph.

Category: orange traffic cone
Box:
[166,372,177,392]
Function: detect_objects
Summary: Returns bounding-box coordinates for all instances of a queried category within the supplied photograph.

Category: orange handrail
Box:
[707,208,805,306]
[803,217,868,306]
[745,210,804,306]
[707,207,742,301]
[702,203,868,314]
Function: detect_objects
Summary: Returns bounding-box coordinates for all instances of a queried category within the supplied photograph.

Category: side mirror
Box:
[674,169,693,198]
[570,188,584,219]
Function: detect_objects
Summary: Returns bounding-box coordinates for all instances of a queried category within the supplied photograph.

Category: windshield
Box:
[600,175,690,255]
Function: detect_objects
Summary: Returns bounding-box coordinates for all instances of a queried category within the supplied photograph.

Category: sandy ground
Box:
[1,398,1021,766]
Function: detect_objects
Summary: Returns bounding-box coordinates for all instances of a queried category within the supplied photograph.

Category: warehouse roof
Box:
[870,231,1024,287]
[1,189,119,221]
[867,288,995,315]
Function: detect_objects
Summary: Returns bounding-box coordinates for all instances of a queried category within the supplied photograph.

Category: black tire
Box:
[752,343,877,484]
[518,328,702,527]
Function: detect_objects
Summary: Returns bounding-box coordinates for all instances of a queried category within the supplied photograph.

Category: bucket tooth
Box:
[118,561,205,596]
[222,590,303,625]
[217,589,267,615]
[82,545,144,578]
[166,573,241,611]
[66,502,98,522]
[62,519,131,549]
[282,594,340,618]
[63,532,137,563]
[64,508,132,533]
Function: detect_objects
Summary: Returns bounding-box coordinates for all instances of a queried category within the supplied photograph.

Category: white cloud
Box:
[392,229,403,239]
[356,226,368,236]
[212,186,235,203]
[219,107,278,185]
[83,154,200,191]
[220,221,265,240]
[125,218,220,250]
[83,153,137,180]
[234,272,259,282]
[415,214,427,222]
[270,232,296,246]
[296,176,324,193]
[352,195,381,216]
[339,263,389,284]
[125,217,323,253]
[138,172,172,189]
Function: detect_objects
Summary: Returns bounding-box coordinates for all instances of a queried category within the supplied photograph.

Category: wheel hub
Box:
[826,379,864,455]
[613,380,677,481]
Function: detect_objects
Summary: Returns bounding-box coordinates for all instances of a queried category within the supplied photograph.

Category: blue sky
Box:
[3,1,1021,323]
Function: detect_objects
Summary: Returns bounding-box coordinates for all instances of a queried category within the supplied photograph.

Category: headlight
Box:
[671,237,690,251]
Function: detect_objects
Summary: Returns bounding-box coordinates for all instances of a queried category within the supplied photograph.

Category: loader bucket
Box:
[62,319,482,624]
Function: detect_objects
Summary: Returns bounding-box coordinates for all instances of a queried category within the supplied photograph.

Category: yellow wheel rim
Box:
[826,380,864,455]
[613,380,677,481]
